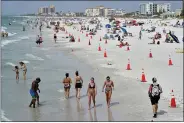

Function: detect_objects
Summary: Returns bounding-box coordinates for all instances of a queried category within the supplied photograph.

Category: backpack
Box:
[151,84,160,97]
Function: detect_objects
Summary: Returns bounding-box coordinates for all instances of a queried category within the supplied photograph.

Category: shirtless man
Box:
[29,77,41,108]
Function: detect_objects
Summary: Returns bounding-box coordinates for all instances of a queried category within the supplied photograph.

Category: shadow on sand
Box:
[110,102,120,107]
[157,110,167,115]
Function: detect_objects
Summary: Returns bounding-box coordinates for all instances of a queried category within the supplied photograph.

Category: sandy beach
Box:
[50,17,183,121]
[1,16,183,121]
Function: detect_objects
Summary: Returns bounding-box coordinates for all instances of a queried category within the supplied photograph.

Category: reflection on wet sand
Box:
[30,107,41,121]
[65,99,73,121]
[108,108,114,121]
[77,99,82,112]
[89,110,93,121]
[94,108,97,121]
[88,108,97,121]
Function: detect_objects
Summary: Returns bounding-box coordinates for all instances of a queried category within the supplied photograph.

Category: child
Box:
[13,66,19,80]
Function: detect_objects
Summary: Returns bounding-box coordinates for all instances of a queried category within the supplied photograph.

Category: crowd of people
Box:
[12,19,164,118]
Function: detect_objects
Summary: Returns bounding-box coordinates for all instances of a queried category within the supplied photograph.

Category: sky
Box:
[2,1,183,15]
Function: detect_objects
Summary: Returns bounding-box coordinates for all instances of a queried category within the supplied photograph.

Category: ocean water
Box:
[1,16,104,121]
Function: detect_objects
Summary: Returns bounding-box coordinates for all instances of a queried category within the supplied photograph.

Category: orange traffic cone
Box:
[88,39,91,45]
[78,37,80,42]
[98,44,101,51]
[141,69,147,82]
[127,46,130,51]
[104,49,107,58]
[105,39,107,44]
[126,59,131,70]
[149,49,153,58]
[100,37,102,41]
[169,55,173,66]
[170,90,176,108]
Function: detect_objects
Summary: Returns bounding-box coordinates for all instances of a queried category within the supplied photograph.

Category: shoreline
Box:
[47,24,183,121]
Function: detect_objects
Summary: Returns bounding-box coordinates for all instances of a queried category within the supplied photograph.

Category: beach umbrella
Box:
[121,27,127,34]
[105,24,111,28]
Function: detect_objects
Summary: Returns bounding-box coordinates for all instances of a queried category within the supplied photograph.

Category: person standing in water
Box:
[62,73,72,99]
[19,62,27,80]
[87,77,97,110]
[54,34,57,43]
[102,76,114,108]
[29,77,41,108]
[75,71,83,99]
[12,66,19,80]
[148,77,163,118]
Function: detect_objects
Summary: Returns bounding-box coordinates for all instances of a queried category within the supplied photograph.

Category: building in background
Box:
[50,5,55,14]
[85,8,93,16]
[115,9,126,17]
[140,2,171,15]
[38,5,55,15]
[104,8,115,17]
[85,6,117,17]
[175,8,182,16]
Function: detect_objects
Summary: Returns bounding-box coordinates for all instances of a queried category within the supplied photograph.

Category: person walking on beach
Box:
[29,77,41,108]
[102,76,114,108]
[148,77,163,118]
[54,34,57,43]
[75,71,83,99]
[19,62,27,80]
[87,77,97,110]
[12,66,19,80]
[62,73,72,99]
[139,30,142,40]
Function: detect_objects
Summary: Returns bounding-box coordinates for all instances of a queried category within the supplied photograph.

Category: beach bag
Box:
[151,84,160,97]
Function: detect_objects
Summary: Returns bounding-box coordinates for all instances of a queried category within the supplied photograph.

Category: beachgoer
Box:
[75,71,83,99]
[12,66,19,80]
[139,31,142,40]
[102,76,114,108]
[19,62,27,80]
[29,77,41,108]
[54,34,57,43]
[148,77,163,118]
[87,77,97,110]
[118,35,121,41]
[62,73,72,99]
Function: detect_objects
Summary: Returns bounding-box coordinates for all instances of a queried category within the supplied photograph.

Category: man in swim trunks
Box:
[29,77,41,108]
[102,76,114,108]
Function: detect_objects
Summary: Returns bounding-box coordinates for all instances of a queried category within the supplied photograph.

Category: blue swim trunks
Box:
[30,89,36,99]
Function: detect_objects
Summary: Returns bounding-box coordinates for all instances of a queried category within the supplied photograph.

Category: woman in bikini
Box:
[87,77,97,110]
[19,62,27,80]
[62,73,72,99]
[12,66,19,80]
[75,71,83,99]
[102,76,114,108]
